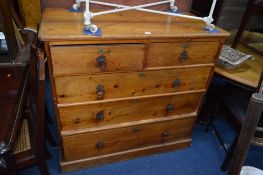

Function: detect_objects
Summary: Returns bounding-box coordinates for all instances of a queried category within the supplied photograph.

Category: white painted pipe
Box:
[209,0,217,18]
[86,0,90,11]
[170,0,175,7]
[90,0,175,14]
[91,0,172,17]
[89,0,175,9]
[89,1,203,21]
[140,8,203,21]
[74,0,216,31]
[84,0,91,25]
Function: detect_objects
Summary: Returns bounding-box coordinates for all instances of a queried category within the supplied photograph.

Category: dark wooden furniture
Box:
[231,0,263,49]
[198,46,262,127]
[0,0,53,173]
[229,93,263,175]
[199,69,262,154]
[215,56,263,89]
[219,73,263,175]
[39,8,229,172]
[16,47,50,175]
[220,72,263,174]
[0,64,29,174]
[0,47,50,175]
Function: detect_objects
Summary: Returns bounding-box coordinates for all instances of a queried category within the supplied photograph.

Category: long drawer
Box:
[55,66,212,104]
[147,42,220,68]
[62,116,195,161]
[61,139,191,172]
[50,44,146,76]
[59,91,202,131]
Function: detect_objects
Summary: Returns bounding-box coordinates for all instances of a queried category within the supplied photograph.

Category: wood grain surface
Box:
[58,91,202,131]
[55,66,212,104]
[51,44,146,76]
[147,41,220,67]
[215,45,263,88]
[62,115,195,161]
[61,138,191,172]
[38,9,230,41]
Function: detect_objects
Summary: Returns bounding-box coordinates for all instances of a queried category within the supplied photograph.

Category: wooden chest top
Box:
[39,8,229,41]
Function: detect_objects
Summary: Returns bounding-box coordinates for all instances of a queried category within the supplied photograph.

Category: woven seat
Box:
[13,119,31,154]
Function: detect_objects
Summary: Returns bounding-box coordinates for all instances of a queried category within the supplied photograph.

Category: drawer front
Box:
[147,42,220,68]
[51,44,145,76]
[55,67,212,104]
[62,116,195,161]
[59,92,202,131]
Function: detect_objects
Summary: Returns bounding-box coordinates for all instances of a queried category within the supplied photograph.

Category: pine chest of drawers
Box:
[39,8,229,172]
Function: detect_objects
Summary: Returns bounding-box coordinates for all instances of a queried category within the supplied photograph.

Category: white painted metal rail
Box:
[72,0,218,34]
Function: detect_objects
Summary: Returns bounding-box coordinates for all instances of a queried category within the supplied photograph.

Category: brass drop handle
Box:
[96,141,104,150]
[96,111,104,121]
[96,55,106,69]
[166,103,174,113]
[179,50,188,62]
[161,130,169,138]
[96,84,105,99]
[173,79,181,88]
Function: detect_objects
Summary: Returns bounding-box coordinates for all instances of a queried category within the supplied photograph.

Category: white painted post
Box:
[72,0,219,33]
[209,0,217,19]
[84,0,91,26]
[92,0,172,17]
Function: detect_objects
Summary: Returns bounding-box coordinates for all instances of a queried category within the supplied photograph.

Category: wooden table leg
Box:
[229,93,263,175]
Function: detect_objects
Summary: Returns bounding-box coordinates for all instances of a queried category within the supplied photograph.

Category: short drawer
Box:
[146,42,220,68]
[62,116,195,161]
[59,91,202,131]
[50,44,145,76]
[55,66,212,104]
